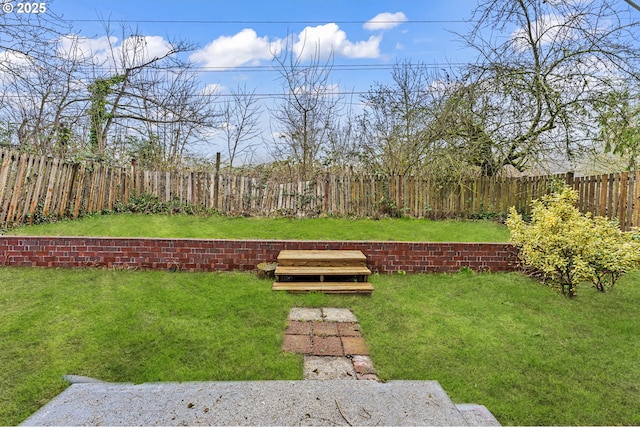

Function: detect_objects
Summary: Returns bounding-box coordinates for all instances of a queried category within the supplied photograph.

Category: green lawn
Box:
[7,213,509,242]
[1,267,639,426]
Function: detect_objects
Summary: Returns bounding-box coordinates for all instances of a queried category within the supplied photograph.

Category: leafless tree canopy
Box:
[221,84,262,170]
[358,61,441,176]
[2,0,640,176]
[448,0,640,174]
[353,1,640,179]
[1,14,220,168]
[269,35,344,179]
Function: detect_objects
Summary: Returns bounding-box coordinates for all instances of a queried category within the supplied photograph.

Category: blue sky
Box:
[44,0,481,159]
[50,0,479,92]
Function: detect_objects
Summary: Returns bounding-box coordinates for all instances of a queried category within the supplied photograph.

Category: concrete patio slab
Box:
[22,380,471,426]
[303,356,356,380]
[457,403,502,426]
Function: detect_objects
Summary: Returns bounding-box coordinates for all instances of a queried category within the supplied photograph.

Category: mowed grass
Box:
[7,213,509,242]
[1,267,639,426]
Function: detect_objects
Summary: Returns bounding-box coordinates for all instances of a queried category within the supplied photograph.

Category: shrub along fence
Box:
[1,149,639,230]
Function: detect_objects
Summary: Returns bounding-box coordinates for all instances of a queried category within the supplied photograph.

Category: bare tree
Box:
[324,102,360,172]
[220,85,262,170]
[0,1,68,59]
[623,0,640,13]
[269,36,343,179]
[86,22,196,156]
[1,9,220,167]
[123,63,220,169]
[1,36,93,155]
[0,4,88,154]
[358,61,442,176]
[447,0,640,175]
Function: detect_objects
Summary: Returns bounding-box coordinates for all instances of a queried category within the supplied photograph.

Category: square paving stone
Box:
[282,335,311,354]
[352,355,377,374]
[285,321,312,335]
[312,321,339,337]
[288,307,322,322]
[322,308,358,322]
[312,336,343,356]
[342,336,368,355]
[303,356,356,380]
[337,322,362,337]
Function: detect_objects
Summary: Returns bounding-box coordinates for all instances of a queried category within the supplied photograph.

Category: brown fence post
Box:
[565,171,575,187]
[131,158,137,196]
[619,172,628,230]
[324,173,330,215]
[213,152,220,211]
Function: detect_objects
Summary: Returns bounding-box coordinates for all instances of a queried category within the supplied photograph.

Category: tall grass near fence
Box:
[1,149,639,229]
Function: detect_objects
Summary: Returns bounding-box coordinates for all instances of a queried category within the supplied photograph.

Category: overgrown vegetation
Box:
[507,186,640,296]
[1,267,639,426]
[113,192,214,216]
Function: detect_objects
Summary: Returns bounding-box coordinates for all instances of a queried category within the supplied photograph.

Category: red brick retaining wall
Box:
[0,236,520,273]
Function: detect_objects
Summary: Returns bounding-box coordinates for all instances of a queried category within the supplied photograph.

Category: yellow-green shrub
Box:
[507,186,640,297]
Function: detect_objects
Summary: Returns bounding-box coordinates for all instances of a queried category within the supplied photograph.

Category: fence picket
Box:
[6,153,28,225]
[19,154,37,222]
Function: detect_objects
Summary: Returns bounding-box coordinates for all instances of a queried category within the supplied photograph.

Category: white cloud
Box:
[58,35,115,64]
[293,23,381,61]
[189,29,282,68]
[511,14,573,51]
[57,34,175,70]
[0,50,33,68]
[201,83,225,95]
[0,50,34,84]
[364,12,408,31]
[118,35,174,68]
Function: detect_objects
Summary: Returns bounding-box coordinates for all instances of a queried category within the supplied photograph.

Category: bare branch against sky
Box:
[623,0,640,13]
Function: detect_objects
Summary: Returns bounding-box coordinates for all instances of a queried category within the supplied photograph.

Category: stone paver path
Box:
[283,307,379,381]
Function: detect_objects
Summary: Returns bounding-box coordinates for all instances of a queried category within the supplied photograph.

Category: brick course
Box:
[0,236,520,273]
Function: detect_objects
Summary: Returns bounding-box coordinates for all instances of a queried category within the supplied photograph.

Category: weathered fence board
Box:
[0,149,638,230]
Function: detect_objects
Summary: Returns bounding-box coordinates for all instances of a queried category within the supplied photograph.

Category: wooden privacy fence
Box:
[1,149,639,230]
[0,150,131,227]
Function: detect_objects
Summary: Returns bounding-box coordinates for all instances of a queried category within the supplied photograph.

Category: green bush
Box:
[506,186,640,297]
[114,192,213,216]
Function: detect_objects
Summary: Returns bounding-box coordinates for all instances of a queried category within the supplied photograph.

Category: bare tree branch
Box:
[623,0,640,13]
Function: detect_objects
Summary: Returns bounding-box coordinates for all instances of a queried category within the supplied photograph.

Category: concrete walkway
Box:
[21,308,500,426]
